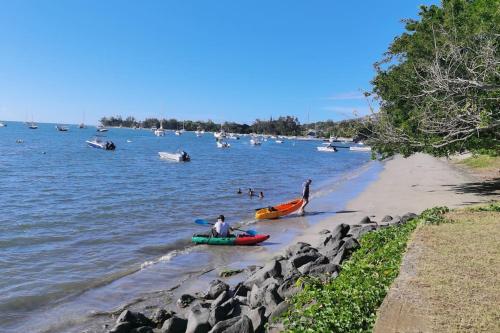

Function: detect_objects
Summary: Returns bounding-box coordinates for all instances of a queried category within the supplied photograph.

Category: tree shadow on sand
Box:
[442,177,500,196]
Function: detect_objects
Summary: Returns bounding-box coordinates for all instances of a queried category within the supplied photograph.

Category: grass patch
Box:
[417,203,500,332]
[282,219,420,332]
[459,154,500,169]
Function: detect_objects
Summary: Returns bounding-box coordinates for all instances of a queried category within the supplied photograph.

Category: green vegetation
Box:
[282,218,420,332]
[368,0,499,157]
[468,201,500,212]
[100,114,368,138]
[459,154,500,169]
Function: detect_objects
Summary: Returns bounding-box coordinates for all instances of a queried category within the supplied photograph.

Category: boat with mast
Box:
[154,120,166,136]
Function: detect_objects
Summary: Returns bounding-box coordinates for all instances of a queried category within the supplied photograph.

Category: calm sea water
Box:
[0,121,374,332]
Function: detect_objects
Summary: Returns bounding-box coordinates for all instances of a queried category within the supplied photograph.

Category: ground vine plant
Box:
[281,218,421,332]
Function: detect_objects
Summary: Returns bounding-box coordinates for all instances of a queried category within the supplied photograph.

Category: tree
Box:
[368,0,499,157]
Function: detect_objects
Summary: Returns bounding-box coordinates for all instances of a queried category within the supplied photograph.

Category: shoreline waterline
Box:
[9,157,384,333]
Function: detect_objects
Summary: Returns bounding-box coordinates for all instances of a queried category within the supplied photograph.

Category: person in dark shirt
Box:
[299,179,312,216]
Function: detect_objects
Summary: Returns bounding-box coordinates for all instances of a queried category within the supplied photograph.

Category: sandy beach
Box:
[293,153,495,247]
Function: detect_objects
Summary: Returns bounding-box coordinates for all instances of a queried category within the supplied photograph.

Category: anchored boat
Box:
[86,136,116,150]
[158,151,190,162]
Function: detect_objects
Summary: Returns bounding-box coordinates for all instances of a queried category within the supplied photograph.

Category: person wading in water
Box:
[299,179,312,216]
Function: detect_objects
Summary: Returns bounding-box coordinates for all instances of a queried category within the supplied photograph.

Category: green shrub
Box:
[282,219,418,332]
[469,202,500,212]
[419,206,450,225]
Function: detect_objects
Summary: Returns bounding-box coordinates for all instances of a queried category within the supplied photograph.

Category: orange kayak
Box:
[255,198,304,220]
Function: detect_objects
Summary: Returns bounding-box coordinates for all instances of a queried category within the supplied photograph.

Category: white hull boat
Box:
[158,151,190,162]
[0,122,6,127]
[216,141,230,148]
[275,140,284,144]
[317,146,338,152]
[175,130,182,136]
[154,129,165,136]
[250,139,261,146]
[86,137,116,150]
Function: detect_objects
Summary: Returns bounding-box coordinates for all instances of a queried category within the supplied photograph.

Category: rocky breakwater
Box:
[105,213,417,333]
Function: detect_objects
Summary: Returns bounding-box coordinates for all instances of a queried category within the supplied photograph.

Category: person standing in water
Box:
[259,191,264,199]
[299,179,312,215]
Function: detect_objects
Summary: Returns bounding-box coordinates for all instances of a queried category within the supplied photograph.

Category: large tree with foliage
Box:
[367,0,499,157]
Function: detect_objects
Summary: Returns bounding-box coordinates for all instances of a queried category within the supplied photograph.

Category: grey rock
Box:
[308,263,339,276]
[277,275,301,299]
[248,284,264,308]
[246,306,266,333]
[268,301,290,322]
[284,242,312,258]
[318,229,331,235]
[208,315,253,333]
[151,309,174,328]
[381,215,393,222]
[291,252,320,268]
[161,316,187,333]
[211,291,230,309]
[131,327,154,333]
[298,255,329,275]
[392,215,402,224]
[207,280,230,300]
[402,212,417,224]
[186,303,211,333]
[263,288,283,316]
[244,260,281,287]
[116,310,153,328]
[177,294,196,308]
[209,298,238,327]
[277,259,299,280]
[109,322,133,333]
[235,295,248,305]
[245,265,262,274]
[233,282,249,297]
[359,216,371,224]
[349,224,377,240]
[331,237,360,265]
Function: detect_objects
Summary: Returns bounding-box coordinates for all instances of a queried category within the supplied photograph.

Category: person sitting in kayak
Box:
[237,188,242,194]
[212,215,232,238]
[248,188,254,197]
[259,191,264,199]
[299,179,312,216]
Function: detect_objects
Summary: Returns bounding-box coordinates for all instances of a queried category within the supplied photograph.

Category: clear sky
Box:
[0,0,437,125]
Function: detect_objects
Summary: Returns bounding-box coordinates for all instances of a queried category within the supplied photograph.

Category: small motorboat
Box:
[55,125,69,131]
[158,151,190,162]
[28,122,38,129]
[216,141,230,148]
[255,198,304,220]
[250,138,262,146]
[175,130,182,136]
[275,140,284,144]
[350,146,372,152]
[97,126,108,132]
[317,145,338,152]
[86,137,116,150]
[0,122,6,127]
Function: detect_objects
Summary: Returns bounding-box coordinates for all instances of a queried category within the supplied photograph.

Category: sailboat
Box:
[154,120,166,136]
[175,121,184,136]
[28,116,37,129]
[79,112,86,128]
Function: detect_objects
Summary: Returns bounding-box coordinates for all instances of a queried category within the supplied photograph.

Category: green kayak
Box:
[192,234,269,246]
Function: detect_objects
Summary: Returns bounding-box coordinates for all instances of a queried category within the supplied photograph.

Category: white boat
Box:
[97,126,108,132]
[55,125,69,131]
[250,138,261,146]
[175,130,182,136]
[228,134,240,140]
[86,137,116,150]
[214,131,226,139]
[216,141,230,148]
[275,140,284,144]
[28,122,38,129]
[0,122,6,127]
[158,151,190,162]
[317,145,338,152]
[154,121,166,136]
[350,146,372,152]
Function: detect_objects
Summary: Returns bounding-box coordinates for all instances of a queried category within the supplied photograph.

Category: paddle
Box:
[194,219,257,236]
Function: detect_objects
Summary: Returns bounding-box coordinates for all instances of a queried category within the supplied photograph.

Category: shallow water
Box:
[0,122,375,332]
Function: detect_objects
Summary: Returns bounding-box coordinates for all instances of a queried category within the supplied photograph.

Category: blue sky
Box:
[0,0,437,125]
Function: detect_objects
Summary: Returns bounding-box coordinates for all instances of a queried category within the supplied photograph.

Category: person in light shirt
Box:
[212,215,232,237]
